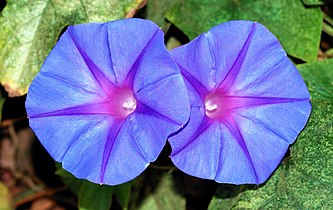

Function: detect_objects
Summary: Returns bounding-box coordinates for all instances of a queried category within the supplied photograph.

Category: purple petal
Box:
[206,21,259,90]
[26,18,190,185]
[169,20,311,184]
[215,22,256,93]
[169,108,220,179]
[106,18,163,86]
[230,58,310,98]
[216,114,290,184]
[29,115,110,164]
[66,24,117,92]
[60,118,115,183]
[215,118,272,184]
[26,72,104,116]
[170,33,214,93]
[207,20,310,99]
[135,74,190,126]
[237,101,311,144]
[101,112,180,185]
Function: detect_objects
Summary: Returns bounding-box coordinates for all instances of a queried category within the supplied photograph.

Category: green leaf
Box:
[56,167,113,210]
[130,170,185,210]
[113,181,132,210]
[0,182,12,210]
[0,0,144,97]
[303,0,325,5]
[146,0,180,31]
[209,59,333,209]
[56,167,133,210]
[0,95,5,121]
[298,58,333,100]
[166,0,322,62]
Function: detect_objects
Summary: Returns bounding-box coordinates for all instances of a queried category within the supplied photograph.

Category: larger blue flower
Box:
[168,20,311,184]
[25,18,190,185]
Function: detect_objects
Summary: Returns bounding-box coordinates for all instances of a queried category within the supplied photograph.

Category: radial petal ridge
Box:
[205,20,258,87]
[135,101,181,126]
[124,29,160,87]
[65,22,119,85]
[222,116,259,183]
[170,115,211,157]
[106,18,162,84]
[170,119,221,180]
[170,32,216,91]
[217,22,257,92]
[28,102,119,118]
[67,26,116,94]
[218,95,309,113]
[100,120,125,184]
[169,20,311,185]
[26,18,191,185]
[135,74,190,126]
[179,65,209,101]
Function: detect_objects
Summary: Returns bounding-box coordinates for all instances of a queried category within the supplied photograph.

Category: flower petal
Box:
[135,74,190,126]
[132,29,182,93]
[106,18,163,86]
[170,33,214,94]
[26,18,191,185]
[230,58,310,98]
[216,113,290,184]
[169,20,311,185]
[66,23,117,89]
[169,108,220,179]
[99,112,180,185]
[207,21,310,99]
[29,115,110,164]
[237,101,312,144]
[26,72,104,116]
[214,120,260,184]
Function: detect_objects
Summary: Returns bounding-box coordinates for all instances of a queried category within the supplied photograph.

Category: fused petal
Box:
[107,18,163,86]
[26,18,190,185]
[170,33,214,93]
[135,74,190,126]
[169,109,220,179]
[169,20,311,184]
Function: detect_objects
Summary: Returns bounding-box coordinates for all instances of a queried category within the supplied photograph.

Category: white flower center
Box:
[122,97,137,112]
[205,99,218,112]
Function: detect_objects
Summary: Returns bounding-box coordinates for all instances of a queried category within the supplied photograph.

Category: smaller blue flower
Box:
[168,20,311,184]
[25,18,190,185]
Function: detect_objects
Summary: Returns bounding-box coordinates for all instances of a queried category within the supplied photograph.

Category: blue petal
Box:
[26,25,111,115]
[237,101,312,145]
[66,23,117,88]
[26,71,104,116]
[106,18,163,86]
[101,112,181,185]
[210,21,310,99]
[214,121,260,184]
[208,20,257,91]
[215,114,290,184]
[29,115,110,164]
[220,101,311,183]
[132,29,182,93]
[169,20,311,184]
[169,108,220,179]
[26,18,190,185]
[170,33,215,92]
[135,74,190,126]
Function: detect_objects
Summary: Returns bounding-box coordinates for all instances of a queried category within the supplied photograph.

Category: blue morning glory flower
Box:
[25,18,190,185]
[168,20,311,184]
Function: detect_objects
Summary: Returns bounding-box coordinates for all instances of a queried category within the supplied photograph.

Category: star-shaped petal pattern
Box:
[169,20,311,184]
